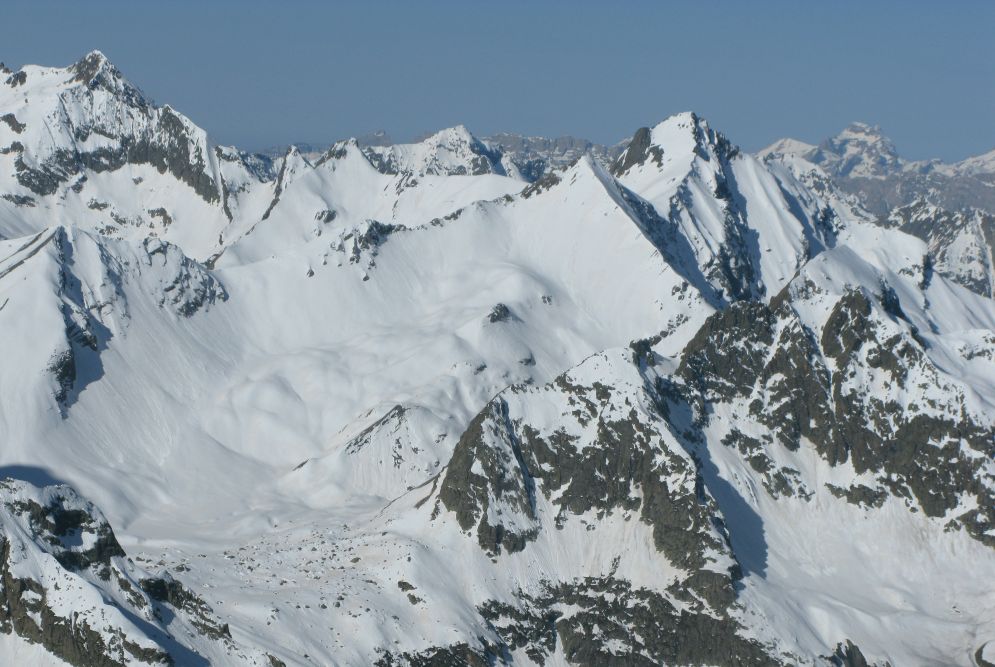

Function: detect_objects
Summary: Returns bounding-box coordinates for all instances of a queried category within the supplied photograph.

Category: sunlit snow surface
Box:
[1,53,994,665]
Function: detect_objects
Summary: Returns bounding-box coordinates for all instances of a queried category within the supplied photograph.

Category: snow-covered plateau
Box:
[1,52,994,666]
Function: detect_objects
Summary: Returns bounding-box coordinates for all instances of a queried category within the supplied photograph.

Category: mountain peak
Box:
[758,137,818,160]
[314,137,365,167]
[830,122,897,153]
[417,124,486,153]
[817,122,901,178]
[612,112,737,176]
[70,49,115,84]
[761,123,900,178]
[62,49,150,109]
[431,123,474,140]
[83,49,109,62]
[655,110,700,127]
[362,123,505,176]
[653,110,716,134]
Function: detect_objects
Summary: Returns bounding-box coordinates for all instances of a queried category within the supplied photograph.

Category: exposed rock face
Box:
[828,640,872,667]
[348,220,400,263]
[139,575,232,640]
[0,478,172,666]
[487,303,514,323]
[437,349,779,663]
[0,113,25,134]
[479,577,778,667]
[671,281,995,545]
[610,126,661,176]
[430,243,995,663]
[139,236,227,316]
[375,641,502,667]
[8,55,221,202]
[0,478,271,666]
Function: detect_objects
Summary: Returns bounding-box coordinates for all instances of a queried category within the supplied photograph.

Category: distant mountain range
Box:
[263,119,995,216]
[760,121,995,214]
[260,122,995,300]
[2,51,995,667]
[259,131,625,183]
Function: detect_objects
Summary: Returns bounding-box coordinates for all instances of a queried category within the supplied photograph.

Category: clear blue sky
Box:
[4,0,993,161]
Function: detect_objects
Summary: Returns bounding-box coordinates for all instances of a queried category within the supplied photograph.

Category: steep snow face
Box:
[217,137,527,265]
[759,149,877,229]
[0,225,226,487]
[0,52,275,260]
[0,226,211,349]
[225,155,717,509]
[0,146,717,540]
[613,113,839,302]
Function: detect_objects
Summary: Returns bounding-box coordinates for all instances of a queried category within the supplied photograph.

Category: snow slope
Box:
[1,52,994,666]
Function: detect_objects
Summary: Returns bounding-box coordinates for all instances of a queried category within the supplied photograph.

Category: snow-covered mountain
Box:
[882,200,995,297]
[261,132,623,185]
[0,50,277,260]
[2,52,995,666]
[361,125,513,178]
[762,124,995,299]
[761,122,995,216]
[483,133,624,182]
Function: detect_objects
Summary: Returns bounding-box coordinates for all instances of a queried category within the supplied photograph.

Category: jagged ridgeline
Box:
[762,123,995,298]
[1,52,995,666]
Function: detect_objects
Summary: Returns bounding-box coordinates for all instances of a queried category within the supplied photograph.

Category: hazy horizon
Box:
[4,0,994,161]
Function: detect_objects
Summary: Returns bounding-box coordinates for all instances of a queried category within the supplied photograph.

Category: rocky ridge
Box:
[1,52,994,665]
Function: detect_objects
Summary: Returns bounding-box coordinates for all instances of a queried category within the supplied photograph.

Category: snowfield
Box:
[1,52,994,666]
